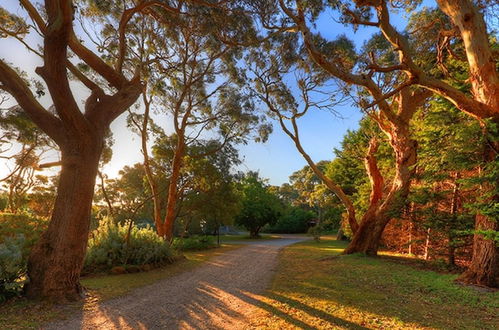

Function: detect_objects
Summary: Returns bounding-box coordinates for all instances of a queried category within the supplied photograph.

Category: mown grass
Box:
[0,244,241,329]
[255,238,498,329]
[219,233,281,242]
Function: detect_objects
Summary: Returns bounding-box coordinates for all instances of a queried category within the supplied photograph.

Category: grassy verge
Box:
[0,244,240,329]
[219,234,281,242]
[255,238,498,329]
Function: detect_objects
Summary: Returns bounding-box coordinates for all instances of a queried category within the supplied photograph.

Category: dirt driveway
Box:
[44,235,308,329]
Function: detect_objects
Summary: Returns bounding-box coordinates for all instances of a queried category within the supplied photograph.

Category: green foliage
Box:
[172,235,218,251]
[307,225,323,242]
[0,194,7,211]
[0,235,26,302]
[0,213,47,301]
[268,207,315,233]
[0,213,47,246]
[235,172,282,237]
[84,218,175,274]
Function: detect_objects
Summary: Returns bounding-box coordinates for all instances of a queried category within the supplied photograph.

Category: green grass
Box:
[0,244,241,329]
[219,234,281,242]
[255,238,498,329]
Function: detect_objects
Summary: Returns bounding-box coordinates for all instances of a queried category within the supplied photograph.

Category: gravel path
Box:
[44,235,308,330]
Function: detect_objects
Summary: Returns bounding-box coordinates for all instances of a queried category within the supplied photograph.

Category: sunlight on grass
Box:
[254,239,498,329]
[318,247,344,253]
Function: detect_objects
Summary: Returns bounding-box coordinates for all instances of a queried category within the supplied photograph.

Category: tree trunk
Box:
[424,228,431,260]
[343,211,386,255]
[343,88,422,256]
[436,0,499,114]
[448,172,460,267]
[435,0,498,287]
[162,137,185,241]
[249,227,261,238]
[408,219,413,255]
[25,142,102,301]
[457,125,498,286]
[458,214,498,287]
[139,97,163,237]
[98,170,114,217]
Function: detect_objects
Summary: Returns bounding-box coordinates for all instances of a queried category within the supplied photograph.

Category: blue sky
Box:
[0,1,430,186]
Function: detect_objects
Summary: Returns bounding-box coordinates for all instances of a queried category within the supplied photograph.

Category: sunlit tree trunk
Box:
[435,0,499,287]
[138,93,164,236]
[26,137,103,300]
[424,228,432,260]
[344,90,421,255]
[162,135,186,241]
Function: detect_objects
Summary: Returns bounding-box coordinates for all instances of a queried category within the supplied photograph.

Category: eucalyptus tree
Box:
[0,106,55,212]
[289,162,337,223]
[287,0,498,287]
[128,3,270,240]
[248,16,429,257]
[0,0,237,300]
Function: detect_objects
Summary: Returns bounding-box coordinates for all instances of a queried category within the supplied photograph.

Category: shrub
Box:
[268,208,316,233]
[0,213,47,301]
[84,217,176,274]
[0,236,27,302]
[308,225,323,241]
[0,213,47,246]
[172,235,218,251]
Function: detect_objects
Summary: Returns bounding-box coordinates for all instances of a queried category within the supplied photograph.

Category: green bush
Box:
[268,207,315,233]
[172,235,218,251]
[84,217,176,274]
[0,213,47,246]
[0,213,47,301]
[0,235,27,302]
[307,225,323,241]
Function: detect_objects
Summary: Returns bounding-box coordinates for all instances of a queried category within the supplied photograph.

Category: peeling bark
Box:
[344,89,423,255]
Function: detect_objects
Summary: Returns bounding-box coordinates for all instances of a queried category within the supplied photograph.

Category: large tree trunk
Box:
[25,139,102,301]
[344,92,419,255]
[343,211,386,255]
[458,138,499,287]
[162,137,185,240]
[458,214,498,287]
[436,0,498,288]
[436,0,499,113]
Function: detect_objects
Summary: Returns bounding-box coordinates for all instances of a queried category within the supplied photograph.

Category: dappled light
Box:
[1,0,498,328]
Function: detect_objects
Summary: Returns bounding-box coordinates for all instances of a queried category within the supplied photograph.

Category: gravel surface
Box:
[43,235,308,330]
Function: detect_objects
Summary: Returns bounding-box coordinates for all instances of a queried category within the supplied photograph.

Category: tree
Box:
[0,106,55,213]
[127,4,270,240]
[235,173,282,238]
[289,162,338,224]
[0,0,181,300]
[248,27,429,255]
[339,0,498,287]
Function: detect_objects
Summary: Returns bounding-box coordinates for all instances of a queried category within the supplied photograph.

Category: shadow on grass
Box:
[269,239,498,329]
[262,292,370,330]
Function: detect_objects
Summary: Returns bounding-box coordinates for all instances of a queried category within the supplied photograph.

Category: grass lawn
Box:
[219,233,281,242]
[0,244,241,329]
[254,238,498,329]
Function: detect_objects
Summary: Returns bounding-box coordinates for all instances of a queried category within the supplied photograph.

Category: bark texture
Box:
[435,0,499,287]
[0,0,143,300]
[161,135,186,240]
[26,140,102,300]
[344,89,424,255]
